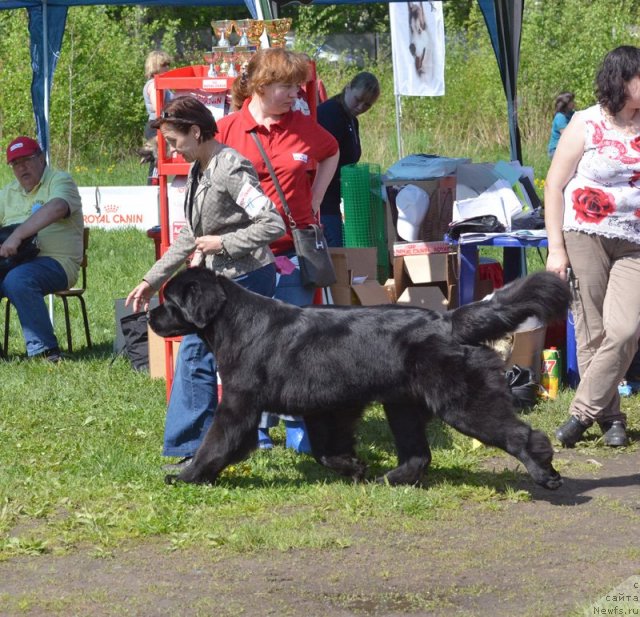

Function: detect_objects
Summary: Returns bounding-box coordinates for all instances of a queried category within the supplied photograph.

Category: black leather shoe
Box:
[40,347,63,363]
[555,416,592,447]
[601,421,629,447]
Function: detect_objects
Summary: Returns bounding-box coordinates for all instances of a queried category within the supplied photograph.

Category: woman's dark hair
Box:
[345,72,380,101]
[150,96,217,141]
[596,45,640,115]
[554,91,574,114]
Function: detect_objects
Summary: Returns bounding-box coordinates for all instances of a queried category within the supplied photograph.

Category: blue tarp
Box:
[3,0,524,162]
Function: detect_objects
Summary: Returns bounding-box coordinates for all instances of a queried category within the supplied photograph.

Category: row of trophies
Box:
[204,47,256,78]
[207,18,292,78]
[212,18,292,49]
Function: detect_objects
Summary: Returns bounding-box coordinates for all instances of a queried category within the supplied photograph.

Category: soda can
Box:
[541,347,560,399]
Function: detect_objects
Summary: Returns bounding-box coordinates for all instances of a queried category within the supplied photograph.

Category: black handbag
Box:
[119,311,150,372]
[505,364,538,410]
[250,131,337,288]
[0,223,40,275]
[291,224,337,288]
[447,214,506,240]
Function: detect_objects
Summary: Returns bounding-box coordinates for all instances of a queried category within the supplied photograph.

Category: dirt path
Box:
[1,448,638,617]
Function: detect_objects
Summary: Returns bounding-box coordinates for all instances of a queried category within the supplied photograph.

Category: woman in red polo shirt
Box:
[217,48,339,450]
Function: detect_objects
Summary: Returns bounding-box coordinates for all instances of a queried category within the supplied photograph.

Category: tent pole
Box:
[255,0,273,47]
[256,0,274,19]
[42,0,50,164]
[42,0,54,324]
[394,94,403,160]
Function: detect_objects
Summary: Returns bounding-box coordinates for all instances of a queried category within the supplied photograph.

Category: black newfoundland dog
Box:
[149,268,570,489]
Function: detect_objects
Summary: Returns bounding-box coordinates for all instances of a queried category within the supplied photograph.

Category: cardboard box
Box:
[393,251,459,309]
[507,326,547,382]
[148,326,181,379]
[383,279,397,303]
[384,175,457,243]
[329,280,391,306]
[330,247,378,282]
[350,281,392,305]
[329,248,390,306]
[402,254,448,283]
[393,240,450,257]
[397,286,448,312]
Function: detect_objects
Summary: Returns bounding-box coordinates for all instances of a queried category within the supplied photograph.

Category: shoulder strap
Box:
[250,130,296,228]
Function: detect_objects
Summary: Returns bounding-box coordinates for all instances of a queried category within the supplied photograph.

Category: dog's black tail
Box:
[449,271,571,346]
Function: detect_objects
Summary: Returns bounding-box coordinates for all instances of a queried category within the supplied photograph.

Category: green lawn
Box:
[0,228,637,561]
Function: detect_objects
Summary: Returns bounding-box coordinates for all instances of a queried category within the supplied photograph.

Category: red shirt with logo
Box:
[217,98,338,255]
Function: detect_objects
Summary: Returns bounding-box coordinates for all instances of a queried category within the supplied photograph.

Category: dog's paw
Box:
[376,458,427,486]
[164,473,179,485]
[351,461,368,483]
[542,472,563,490]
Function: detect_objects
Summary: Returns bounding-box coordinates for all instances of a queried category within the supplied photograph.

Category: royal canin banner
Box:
[79,186,159,231]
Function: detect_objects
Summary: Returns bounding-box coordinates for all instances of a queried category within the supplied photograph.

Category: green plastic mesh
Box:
[340,162,389,281]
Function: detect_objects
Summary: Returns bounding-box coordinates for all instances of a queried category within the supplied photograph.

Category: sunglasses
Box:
[160,111,198,125]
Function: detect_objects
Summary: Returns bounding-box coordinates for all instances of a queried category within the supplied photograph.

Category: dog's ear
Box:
[180,277,227,329]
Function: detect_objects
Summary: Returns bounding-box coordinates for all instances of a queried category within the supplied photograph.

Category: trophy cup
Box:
[264,18,291,48]
[204,49,219,77]
[246,19,265,48]
[212,19,235,48]
[235,47,252,75]
[234,19,251,47]
[226,48,238,78]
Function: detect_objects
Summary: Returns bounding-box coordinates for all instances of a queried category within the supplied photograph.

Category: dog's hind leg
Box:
[171,400,260,485]
[436,397,562,490]
[379,402,431,486]
[304,407,367,482]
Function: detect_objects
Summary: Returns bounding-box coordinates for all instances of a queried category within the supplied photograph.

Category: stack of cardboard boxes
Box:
[328,242,459,312]
[328,247,391,306]
[392,241,457,311]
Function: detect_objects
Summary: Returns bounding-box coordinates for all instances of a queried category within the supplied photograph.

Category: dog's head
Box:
[408,2,430,76]
[148,268,227,338]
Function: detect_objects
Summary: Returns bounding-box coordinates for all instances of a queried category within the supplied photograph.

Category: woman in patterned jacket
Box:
[126,95,285,471]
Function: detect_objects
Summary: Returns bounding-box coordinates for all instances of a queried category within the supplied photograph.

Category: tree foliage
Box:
[0,0,639,170]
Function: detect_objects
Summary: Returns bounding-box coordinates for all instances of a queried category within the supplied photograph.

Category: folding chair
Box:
[3,228,92,355]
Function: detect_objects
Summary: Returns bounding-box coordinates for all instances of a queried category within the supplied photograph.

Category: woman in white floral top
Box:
[545,46,640,449]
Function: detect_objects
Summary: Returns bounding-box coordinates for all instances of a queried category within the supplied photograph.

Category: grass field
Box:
[0,227,638,564]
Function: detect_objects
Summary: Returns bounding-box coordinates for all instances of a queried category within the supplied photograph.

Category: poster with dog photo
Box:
[390,1,445,96]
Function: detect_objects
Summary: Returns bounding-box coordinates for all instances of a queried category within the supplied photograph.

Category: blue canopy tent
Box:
[4,0,523,162]
[478,0,523,163]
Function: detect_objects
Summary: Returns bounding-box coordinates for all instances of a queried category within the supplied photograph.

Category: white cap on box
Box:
[396,184,429,241]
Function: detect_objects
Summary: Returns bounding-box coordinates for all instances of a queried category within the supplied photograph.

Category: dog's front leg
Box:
[168,402,260,485]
